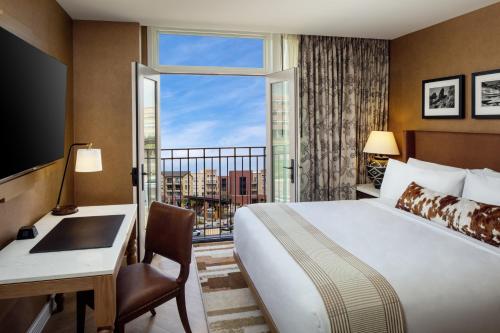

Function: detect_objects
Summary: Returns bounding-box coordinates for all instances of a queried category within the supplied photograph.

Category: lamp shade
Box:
[363,131,400,156]
[75,148,102,172]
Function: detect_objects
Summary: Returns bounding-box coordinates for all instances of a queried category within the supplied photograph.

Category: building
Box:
[192,169,218,197]
[161,171,193,204]
[219,175,229,199]
[252,170,266,199]
[228,170,266,205]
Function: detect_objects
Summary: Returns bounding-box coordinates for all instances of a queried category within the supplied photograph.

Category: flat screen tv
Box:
[0,27,67,183]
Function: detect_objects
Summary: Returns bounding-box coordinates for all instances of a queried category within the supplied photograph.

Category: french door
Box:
[133,63,161,260]
[266,68,299,202]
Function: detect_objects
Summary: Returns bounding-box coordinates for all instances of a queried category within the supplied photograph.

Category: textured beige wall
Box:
[73,21,141,205]
[0,0,74,331]
[389,2,500,154]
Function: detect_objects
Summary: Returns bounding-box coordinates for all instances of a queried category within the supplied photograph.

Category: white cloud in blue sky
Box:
[159,34,264,68]
[159,35,266,149]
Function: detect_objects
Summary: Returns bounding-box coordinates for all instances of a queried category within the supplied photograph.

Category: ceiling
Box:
[57,0,499,39]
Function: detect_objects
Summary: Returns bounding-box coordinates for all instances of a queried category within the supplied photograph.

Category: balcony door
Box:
[133,63,161,260]
[266,68,299,202]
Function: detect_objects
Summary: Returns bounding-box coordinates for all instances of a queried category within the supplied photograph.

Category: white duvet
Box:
[234,199,500,333]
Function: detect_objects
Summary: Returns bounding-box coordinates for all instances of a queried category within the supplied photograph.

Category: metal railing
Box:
[146,147,266,242]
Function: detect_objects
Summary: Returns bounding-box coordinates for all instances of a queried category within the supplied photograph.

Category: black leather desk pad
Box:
[30,215,125,253]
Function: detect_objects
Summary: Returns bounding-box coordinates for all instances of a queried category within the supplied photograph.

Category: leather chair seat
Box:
[116,263,179,318]
[77,202,195,333]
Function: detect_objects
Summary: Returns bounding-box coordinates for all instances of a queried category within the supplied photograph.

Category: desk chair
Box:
[77,201,195,333]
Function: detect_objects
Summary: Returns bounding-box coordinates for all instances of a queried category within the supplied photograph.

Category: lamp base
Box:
[52,205,79,216]
[367,156,389,189]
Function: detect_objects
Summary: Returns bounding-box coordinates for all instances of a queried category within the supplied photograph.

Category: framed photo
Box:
[422,75,464,119]
[472,69,500,119]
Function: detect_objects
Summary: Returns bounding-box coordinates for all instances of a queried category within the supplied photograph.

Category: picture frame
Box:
[422,75,465,119]
[472,69,500,119]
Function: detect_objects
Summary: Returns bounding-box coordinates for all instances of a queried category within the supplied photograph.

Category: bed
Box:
[233,130,500,333]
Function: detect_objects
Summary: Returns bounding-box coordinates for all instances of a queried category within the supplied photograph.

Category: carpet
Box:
[194,241,270,333]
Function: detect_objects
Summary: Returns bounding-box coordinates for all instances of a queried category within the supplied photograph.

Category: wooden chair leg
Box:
[150,308,156,316]
[114,323,125,333]
[176,288,191,333]
[54,293,65,313]
[76,292,86,333]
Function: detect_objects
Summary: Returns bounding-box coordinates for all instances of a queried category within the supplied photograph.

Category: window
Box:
[151,28,273,150]
[159,34,264,68]
[239,176,247,195]
[149,28,273,75]
[151,28,276,209]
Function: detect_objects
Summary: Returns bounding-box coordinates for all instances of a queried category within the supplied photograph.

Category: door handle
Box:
[131,167,138,186]
[283,159,295,184]
[131,167,148,188]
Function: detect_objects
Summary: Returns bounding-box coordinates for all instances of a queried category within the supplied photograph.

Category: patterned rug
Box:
[194,242,271,333]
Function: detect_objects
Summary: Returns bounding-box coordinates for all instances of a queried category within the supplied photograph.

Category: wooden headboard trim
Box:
[402,131,415,162]
[403,130,500,171]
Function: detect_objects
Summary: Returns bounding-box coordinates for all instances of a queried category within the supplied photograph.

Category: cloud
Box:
[157,41,266,150]
[160,75,264,116]
[217,125,266,147]
[159,75,266,149]
[159,35,263,68]
[162,119,266,149]
[162,120,218,148]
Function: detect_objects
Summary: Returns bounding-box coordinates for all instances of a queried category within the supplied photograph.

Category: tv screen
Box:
[0,27,67,183]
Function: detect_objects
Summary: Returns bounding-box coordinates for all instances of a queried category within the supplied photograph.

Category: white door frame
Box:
[132,62,161,260]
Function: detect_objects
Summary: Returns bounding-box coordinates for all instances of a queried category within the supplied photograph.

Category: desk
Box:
[0,204,137,332]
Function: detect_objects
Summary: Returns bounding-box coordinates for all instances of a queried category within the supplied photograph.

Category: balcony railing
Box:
[146,147,266,242]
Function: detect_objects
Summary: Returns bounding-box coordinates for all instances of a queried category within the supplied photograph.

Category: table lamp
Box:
[363,131,399,189]
[52,143,102,215]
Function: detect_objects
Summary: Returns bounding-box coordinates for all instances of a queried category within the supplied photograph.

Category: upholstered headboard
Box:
[403,130,500,171]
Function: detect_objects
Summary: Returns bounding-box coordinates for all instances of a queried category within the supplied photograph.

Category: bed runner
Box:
[248,203,405,333]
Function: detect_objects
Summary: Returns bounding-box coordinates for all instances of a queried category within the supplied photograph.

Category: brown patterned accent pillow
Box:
[396,182,500,246]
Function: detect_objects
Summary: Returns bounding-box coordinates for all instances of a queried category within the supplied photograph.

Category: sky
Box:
[159,34,266,149]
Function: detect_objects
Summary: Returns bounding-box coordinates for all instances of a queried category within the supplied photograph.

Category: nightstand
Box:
[356,183,380,199]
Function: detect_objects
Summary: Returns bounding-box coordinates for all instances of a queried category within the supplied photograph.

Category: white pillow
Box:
[380,159,466,202]
[484,168,500,178]
[462,171,500,205]
[407,158,463,172]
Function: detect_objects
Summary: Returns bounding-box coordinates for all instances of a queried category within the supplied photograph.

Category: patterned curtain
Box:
[299,36,389,201]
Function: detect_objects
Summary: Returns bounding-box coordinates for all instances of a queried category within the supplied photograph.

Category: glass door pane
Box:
[135,63,160,260]
[271,81,290,202]
[266,68,297,202]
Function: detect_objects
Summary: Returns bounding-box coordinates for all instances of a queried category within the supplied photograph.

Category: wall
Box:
[73,21,141,205]
[389,2,500,154]
[141,25,148,65]
[0,0,74,331]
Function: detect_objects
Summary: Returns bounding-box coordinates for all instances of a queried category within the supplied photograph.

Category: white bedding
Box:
[234,198,500,333]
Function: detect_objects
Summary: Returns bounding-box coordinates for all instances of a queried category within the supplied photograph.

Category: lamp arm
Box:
[55,142,91,208]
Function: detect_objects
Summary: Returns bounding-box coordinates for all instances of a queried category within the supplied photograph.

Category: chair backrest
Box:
[144,202,195,272]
